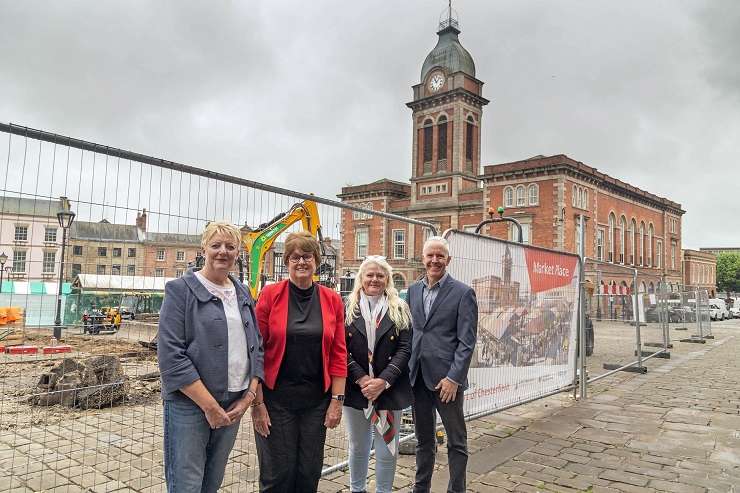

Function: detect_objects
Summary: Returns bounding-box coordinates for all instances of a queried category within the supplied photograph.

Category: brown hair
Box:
[283,231,321,266]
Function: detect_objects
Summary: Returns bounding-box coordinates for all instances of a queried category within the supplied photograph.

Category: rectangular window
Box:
[73,245,82,255]
[97,264,106,275]
[44,228,58,243]
[128,248,137,257]
[112,248,122,257]
[596,229,604,261]
[112,264,121,275]
[98,247,107,257]
[155,268,165,277]
[12,251,26,273]
[72,263,81,278]
[42,251,56,274]
[127,264,136,276]
[671,244,676,270]
[575,218,582,255]
[176,269,185,278]
[511,222,530,244]
[156,250,165,261]
[14,226,28,242]
[393,229,406,259]
[356,231,368,258]
[176,251,185,262]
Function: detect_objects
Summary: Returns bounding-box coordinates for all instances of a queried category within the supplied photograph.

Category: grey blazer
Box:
[407,274,478,392]
[158,268,265,403]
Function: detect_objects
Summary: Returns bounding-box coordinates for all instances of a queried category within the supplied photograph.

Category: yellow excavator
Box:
[242,199,324,299]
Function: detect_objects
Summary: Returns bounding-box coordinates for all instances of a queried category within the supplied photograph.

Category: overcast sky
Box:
[1,1,738,249]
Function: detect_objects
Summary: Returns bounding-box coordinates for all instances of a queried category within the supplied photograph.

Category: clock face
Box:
[429,74,444,92]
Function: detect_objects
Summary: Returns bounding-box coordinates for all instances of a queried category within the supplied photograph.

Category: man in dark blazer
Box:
[407,236,478,493]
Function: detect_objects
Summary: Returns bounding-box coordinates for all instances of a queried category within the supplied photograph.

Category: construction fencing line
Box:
[0,122,699,491]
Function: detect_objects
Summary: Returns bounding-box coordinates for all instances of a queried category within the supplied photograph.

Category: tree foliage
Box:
[715,252,740,296]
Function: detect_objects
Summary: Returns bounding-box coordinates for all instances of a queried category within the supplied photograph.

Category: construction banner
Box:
[446,232,581,416]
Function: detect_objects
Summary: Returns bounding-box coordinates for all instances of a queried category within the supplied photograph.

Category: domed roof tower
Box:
[407,4,488,205]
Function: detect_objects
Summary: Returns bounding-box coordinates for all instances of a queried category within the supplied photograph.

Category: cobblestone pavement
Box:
[1,321,737,492]
[319,321,739,493]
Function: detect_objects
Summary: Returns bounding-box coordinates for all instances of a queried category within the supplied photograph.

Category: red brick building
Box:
[338,16,685,292]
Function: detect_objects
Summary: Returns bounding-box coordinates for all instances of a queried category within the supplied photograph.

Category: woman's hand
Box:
[225,394,252,425]
[360,378,387,402]
[251,403,271,437]
[204,405,232,429]
[324,399,343,429]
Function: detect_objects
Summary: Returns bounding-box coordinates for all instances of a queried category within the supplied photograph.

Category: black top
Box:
[265,281,325,408]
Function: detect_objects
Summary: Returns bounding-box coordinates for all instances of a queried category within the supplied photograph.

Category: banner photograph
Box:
[446,233,581,415]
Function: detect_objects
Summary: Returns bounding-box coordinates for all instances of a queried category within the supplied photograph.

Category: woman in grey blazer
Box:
[158,221,264,493]
[344,256,413,493]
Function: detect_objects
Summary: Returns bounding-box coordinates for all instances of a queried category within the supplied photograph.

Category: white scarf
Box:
[358,290,397,455]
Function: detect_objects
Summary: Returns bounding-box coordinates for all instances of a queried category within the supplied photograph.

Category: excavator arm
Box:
[242,200,323,299]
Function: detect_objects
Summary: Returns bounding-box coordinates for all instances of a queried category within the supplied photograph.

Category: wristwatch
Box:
[331,394,345,402]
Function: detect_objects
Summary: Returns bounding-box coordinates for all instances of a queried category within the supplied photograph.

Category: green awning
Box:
[30,282,46,294]
[62,282,72,295]
[0,281,13,294]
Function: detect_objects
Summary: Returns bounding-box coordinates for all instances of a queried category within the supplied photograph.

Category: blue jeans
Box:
[344,407,402,493]
[163,398,241,493]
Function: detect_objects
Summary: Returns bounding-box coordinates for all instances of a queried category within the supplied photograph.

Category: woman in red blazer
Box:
[252,231,346,493]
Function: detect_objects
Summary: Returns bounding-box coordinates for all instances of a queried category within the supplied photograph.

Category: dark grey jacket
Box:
[407,275,478,392]
[158,268,265,403]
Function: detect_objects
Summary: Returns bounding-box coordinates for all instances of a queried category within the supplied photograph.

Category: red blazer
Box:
[255,280,347,391]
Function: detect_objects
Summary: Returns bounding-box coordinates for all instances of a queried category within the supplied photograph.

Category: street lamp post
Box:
[54,210,76,340]
[0,252,7,294]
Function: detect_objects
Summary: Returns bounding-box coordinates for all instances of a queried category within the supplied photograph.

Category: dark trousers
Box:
[254,395,329,493]
[411,368,468,493]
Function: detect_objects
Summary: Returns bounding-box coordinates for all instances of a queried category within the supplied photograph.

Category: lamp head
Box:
[497,206,505,218]
[0,252,6,266]
[57,210,76,229]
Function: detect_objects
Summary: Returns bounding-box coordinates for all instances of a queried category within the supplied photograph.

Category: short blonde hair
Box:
[283,231,321,266]
[201,221,242,249]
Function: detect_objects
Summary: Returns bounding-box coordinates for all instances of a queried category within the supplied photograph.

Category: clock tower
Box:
[407,9,489,205]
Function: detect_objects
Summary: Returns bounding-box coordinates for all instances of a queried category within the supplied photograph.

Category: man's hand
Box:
[435,377,459,403]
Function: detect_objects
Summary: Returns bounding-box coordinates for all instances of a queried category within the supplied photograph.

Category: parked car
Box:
[674,307,696,323]
[644,306,682,323]
[730,307,740,319]
[708,299,729,321]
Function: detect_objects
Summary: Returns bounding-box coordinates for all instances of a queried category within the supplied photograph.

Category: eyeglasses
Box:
[288,254,315,263]
[365,255,387,261]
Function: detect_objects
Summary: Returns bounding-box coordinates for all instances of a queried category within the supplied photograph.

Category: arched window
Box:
[528,184,538,205]
[465,116,475,173]
[504,187,514,208]
[577,187,583,208]
[365,202,373,219]
[572,185,577,207]
[359,203,366,220]
[608,212,616,262]
[629,219,636,264]
[639,221,645,265]
[437,115,448,171]
[393,274,406,289]
[619,216,626,263]
[423,119,434,174]
[648,223,654,266]
[583,189,588,210]
[516,186,525,206]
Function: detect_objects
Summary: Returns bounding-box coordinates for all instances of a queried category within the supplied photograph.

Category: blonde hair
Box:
[283,231,321,266]
[345,257,411,331]
[201,221,242,249]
